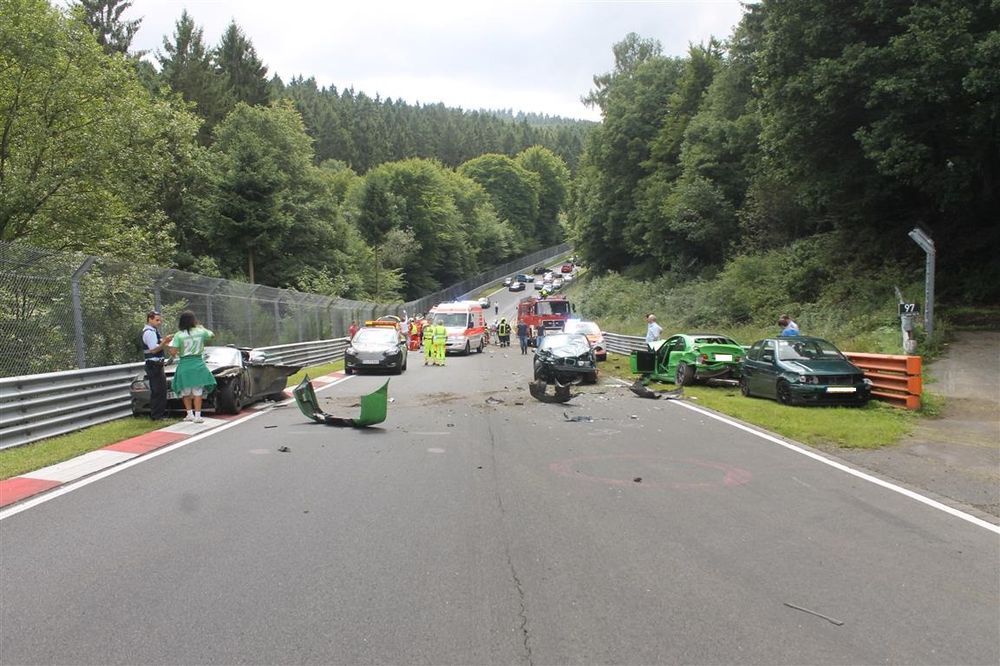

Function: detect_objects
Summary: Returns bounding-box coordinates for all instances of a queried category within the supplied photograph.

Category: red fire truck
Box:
[517,294,574,342]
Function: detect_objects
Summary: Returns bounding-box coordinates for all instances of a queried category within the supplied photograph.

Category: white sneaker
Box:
[193,416,204,424]
[183,414,195,422]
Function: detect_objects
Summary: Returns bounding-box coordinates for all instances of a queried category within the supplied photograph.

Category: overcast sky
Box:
[120,0,747,122]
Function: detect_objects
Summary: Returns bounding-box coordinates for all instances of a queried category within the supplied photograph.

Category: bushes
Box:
[573,234,924,353]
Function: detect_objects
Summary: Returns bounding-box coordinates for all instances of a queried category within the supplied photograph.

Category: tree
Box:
[516,146,570,246]
[0,0,199,260]
[583,32,663,114]
[157,10,228,144]
[69,0,142,56]
[215,21,271,108]
[458,154,540,241]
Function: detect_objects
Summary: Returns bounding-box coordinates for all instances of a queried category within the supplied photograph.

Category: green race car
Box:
[630,333,745,386]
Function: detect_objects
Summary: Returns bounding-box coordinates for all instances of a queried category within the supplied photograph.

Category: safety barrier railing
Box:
[844,352,922,410]
[0,338,350,451]
[602,332,922,409]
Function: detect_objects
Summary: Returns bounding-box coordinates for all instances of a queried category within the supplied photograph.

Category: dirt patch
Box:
[824,331,999,521]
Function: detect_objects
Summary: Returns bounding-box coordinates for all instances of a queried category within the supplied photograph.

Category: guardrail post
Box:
[908,228,935,339]
[71,256,97,369]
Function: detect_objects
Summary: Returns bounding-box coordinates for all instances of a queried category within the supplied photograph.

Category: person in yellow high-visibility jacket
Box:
[432,319,447,366]
[422,319,435,365]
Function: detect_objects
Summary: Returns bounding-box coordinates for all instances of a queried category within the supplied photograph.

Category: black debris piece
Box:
[633,477,642,483]
[278,446,291,453]
[630,380,684,400]
[563,412,594,423]
[529,379,578,403]
[264,425,277,429]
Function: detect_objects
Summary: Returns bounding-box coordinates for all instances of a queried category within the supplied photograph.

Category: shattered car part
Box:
[293,376,389,427]
[528,379,579,403]
[629,380,684,400]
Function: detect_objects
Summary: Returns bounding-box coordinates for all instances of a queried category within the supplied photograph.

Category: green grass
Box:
[1,358,348,480]
[600,353,918,449]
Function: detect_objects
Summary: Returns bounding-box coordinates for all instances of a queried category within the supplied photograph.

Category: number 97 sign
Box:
[898,302,920,316]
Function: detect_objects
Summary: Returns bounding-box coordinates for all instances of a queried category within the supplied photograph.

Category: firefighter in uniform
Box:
[423,318,435,365]
[497,318,511,347]
[432,318,447,366]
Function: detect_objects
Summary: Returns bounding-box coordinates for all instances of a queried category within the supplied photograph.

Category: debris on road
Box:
[563,413,594,423]
[293,376,389,427]
[783,602,845,626]
[629,380,683,400]
[278,446,291,453]
[529,379,578,403]
[264,425,277,429]
[485,396,504,405]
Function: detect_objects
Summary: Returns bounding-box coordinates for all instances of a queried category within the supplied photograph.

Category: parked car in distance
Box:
[503,276,513,286]
[552,276,564,290]
[478,297,490,309]
[130,346,301,415]
[344,324,408,374]
[533,266,548,274]
[533,333,598,384]
[508,280,526,292]
[534,278,544,290]
[740,336,871,406]
[631,333,745,386]
[515,273,532,284]
[563,319,606,360]
[561,263,574,273]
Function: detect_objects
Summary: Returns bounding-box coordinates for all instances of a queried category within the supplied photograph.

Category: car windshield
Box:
[433,313,470,327]
[536,301,571,316]
[565,321,600,335]
[694,336,739,346]
[538,334,591,354]
[204,346,241,366]
[354,328,398,344]
[777,338,844,361]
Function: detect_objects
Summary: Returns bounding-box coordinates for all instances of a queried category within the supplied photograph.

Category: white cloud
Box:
[119,0,746,121]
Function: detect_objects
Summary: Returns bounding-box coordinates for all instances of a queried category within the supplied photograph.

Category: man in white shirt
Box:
[645,314,662,348]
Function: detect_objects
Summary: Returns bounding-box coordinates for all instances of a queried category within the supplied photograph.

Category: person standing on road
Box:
[432,318,447,366]
[497,318,511,347]
[423,319,435,365]
[167,310,216,423]
[778,314,800,336]
[645,314,662,349]
[516,320,529,355]
[141,310,173,421]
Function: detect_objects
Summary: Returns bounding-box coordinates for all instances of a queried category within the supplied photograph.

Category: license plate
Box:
[826,386,856,393]
[362,359,380,365]
[714,354,733,361]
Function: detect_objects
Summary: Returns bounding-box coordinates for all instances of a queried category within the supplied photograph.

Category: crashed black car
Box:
[533,333,599,385]
[130,346,301,415]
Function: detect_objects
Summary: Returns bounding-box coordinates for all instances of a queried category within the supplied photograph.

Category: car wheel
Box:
[464,340,471,355]
[217,381,242,414]
[477,337,484,353]
[675,362,695,386]
[401,355,408,372]
[344,366,354,375]
[739,377,751,397]
[776,380,794,405]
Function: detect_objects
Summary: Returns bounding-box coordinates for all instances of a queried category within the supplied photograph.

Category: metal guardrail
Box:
[602,331,647,355]
[0,339,350,450]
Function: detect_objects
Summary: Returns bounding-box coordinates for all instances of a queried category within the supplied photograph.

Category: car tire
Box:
[739,377,751,397]
[401,355,408,372]
[675,362,695,386]
[776,380,794,405]
[345,366,354,375]
[464,340,471,355]
[217,381,242,414]
[477,337,484,353]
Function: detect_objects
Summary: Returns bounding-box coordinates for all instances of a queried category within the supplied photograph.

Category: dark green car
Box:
[630,333,745,386]
[740,336,871,406]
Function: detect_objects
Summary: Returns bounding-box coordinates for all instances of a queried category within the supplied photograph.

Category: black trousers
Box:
[146,360,168,419]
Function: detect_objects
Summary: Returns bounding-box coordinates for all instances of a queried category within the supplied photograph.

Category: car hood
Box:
[779,359,860,374]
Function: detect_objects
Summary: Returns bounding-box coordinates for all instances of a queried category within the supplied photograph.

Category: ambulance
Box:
[427,301,488,355]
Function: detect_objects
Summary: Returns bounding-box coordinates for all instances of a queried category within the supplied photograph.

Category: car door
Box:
[660,336,684,374]
[753,340,779,398]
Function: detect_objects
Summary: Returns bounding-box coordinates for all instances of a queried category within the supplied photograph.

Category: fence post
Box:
[205,278,224,330]
[71,256,97,369]
[908,228,935,339]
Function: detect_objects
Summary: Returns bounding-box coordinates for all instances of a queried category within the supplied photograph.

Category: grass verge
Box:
[600,353,919,449]
[0,359,347,480]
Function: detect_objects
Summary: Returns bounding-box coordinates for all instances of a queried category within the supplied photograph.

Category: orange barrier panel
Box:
[845,352,922,410]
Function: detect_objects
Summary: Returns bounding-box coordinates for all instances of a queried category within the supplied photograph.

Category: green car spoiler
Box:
[292,376,389,427]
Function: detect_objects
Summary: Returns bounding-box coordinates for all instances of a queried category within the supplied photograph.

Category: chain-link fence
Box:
[0,240,569,378]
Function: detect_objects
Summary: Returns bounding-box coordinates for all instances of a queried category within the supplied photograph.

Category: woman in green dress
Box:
[167,310,216,423]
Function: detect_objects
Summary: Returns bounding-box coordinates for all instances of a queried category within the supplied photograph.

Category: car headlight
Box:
[384,348,399,356]
[346,347,357,355]
[798,375,818,384]
[863,377,873,387]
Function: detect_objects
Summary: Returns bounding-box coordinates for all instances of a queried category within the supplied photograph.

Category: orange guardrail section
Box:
[845,352,922,410]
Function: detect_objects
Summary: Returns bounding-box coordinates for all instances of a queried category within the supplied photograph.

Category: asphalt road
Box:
[2,281,998,665]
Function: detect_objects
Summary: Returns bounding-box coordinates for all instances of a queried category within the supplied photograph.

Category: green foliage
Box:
[458,154,541,240]
[515,146,570,246]
[69,0,142,56]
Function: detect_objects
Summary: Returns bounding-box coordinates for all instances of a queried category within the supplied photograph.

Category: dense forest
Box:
[1,0,587,301]
[2,0,997,313]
